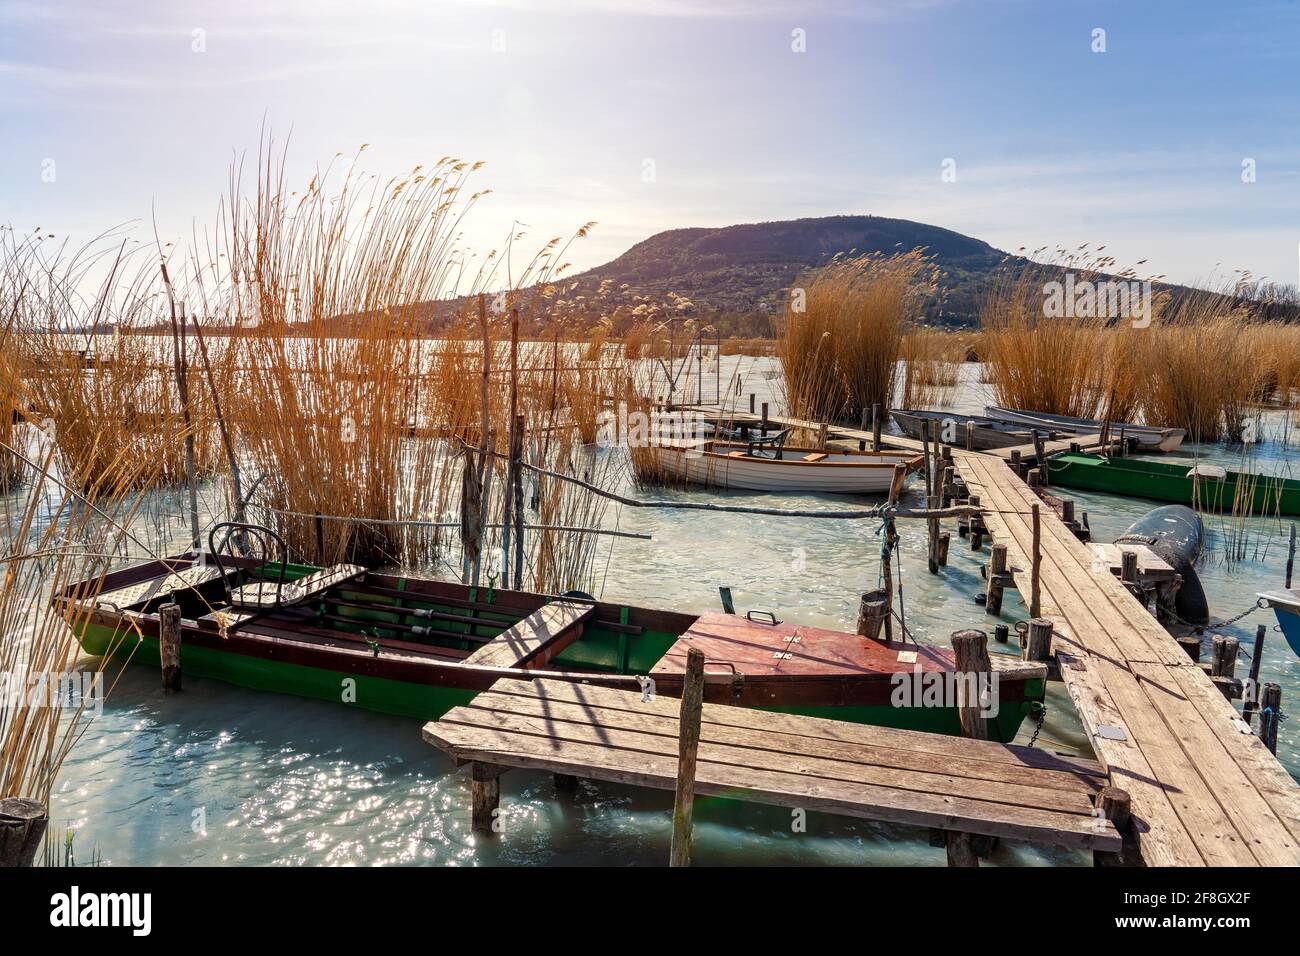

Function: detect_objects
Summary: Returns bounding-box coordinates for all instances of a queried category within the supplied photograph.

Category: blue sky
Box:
[2,0,1298,288]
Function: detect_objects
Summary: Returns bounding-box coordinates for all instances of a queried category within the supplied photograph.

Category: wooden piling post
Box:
[749,392,755,415]
[945,629,992,866]
[1022,618,1053,662]
[937,532,951,567]
[856,589,889,641]
[1210,635,1239,679]
[471,762,503,834]
[1093,787,1137,867]
[1260,683,1283,755]
[927,494,941,574]
[871,402,881,451]
[951,629,991,741]
[1244,624,1266,728]
[670,648,706,867]
[718,586,735,615]
[1030,503,1042,619]
[760,402,769,436]
[1119,549,1138,584]
[159,601,182,693]
[1288,524,1296,589]
[984,543,1008,614]
[880,463,907,642]
[969,494,983,550]
[0,797,49,868]
[994,623,1009,644]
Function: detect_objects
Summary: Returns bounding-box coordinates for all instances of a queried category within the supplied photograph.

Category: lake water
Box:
[35,357,1300,866]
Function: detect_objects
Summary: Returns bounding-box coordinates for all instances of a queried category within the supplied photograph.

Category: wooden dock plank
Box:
[483,677,1099,775]
[950,449,1300,866]
[424,679,1120,852]
[459,687,1105,797]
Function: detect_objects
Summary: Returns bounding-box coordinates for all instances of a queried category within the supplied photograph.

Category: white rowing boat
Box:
[649,440,922,494]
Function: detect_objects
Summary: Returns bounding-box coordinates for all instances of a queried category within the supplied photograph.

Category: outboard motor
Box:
[1113,505,1209,627]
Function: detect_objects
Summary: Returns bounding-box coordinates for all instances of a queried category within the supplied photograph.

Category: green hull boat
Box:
[1046,452,1300,515]
[58,552,1045,742]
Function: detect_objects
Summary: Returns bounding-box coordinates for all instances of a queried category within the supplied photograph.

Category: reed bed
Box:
[1,443,146,807]
[777,251,935,425]
[979,253,1112,419]
[898,329,964,408]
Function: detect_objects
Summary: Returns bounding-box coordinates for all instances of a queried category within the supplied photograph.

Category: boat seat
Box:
[802,452,828,462]
[463,600,595,669]
[195,563,366,633]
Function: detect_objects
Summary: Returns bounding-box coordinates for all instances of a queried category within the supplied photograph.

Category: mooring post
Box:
[994,623,1009,644]
[1023,618,1053,662]
[1119,549,1138,584]
[1030,503,1042,619]
[937,532,951,567]
[718,586,736,615]
[470,762,504,834]
[880,463,907,642]
[984,543,1008,613]
[749,392,755,415]
[1244,624,1267,727]
[0,797,49,868]
[1260,683,1283,755]
[927,494,941,574]
[1287,524,1296,589]
[1093,786,1137,867]
[159,601,182,693]
[856,589,889,641]
[1210,635,1240,701]
[951,629,992,741]
[946,629,992,867]
[871,402,881,451]
[670,647,706,867]
[760,401,769,436]
[969,494,983,550]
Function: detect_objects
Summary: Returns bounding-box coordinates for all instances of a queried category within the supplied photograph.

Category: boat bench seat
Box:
[802,452,828,462]
[195,563,366,633]
[463,600,595,670]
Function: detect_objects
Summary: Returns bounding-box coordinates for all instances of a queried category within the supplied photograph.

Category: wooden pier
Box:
[422,400,1299,866]
[424,677,1123,860]
[952,451,1300,865]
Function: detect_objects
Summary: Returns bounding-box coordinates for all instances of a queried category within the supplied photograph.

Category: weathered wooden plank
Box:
[436,704,1099,815]
[423,721,1120,851]
[461,600,595,669]
[481,678,1103,776]
[461,689,1105,793]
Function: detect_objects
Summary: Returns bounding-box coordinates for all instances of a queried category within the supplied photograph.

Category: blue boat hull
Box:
[1271,604,1300,658]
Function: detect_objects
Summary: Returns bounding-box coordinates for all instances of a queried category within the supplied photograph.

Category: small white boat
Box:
[650,440,922,494]
[984,406,1186,453]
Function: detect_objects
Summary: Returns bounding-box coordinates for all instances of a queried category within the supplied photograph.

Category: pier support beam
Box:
[470,762,504,834]
[670,648,706,867]
[1260,683,1283,755]
[159,601,182,693]
[1093,786,1139,867]
[984,544,1009,615]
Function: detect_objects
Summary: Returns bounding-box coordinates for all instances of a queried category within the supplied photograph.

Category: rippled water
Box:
[40,358,1300,865]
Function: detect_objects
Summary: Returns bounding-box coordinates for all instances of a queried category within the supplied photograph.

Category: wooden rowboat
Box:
[985,406,1185,452]
[891,409,1053,451]
[649,440,922,494]
[58,553,1045,741]
[1046,452,1300,515]
[1258,589,1300,658]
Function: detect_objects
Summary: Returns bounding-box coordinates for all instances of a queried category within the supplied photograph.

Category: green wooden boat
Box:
[57,548,1045,742]
[1045,452,1300,515]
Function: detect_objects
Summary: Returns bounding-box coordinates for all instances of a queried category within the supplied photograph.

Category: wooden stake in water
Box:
[670,647,706,867]
[1244,624,1267,728]
[1030,503,1042,618]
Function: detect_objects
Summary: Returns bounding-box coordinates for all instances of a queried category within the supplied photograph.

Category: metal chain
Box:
[1162,597,1266,631]
[1027,703,1046,748]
